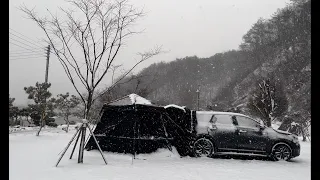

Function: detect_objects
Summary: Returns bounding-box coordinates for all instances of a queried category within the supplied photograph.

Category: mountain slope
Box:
[101,0,310,119]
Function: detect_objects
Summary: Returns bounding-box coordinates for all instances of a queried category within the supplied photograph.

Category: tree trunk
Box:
[15,116,19,125]
[65,116,69,133]
[26,116,32,125]
[300,123,307,141]
[36,108,46,136]
[266,117,272,127]
[84,92,93,121]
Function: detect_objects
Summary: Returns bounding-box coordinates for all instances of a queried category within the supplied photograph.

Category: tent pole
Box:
[137,121,140,156]
[69,129,81,159]
[133,120,136,159]
[55,125,82,167]
[86,124,108,165]
[160,115,172,152]
[131,120,136,165]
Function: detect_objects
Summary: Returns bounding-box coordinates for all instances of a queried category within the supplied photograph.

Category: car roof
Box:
[196,111,252,118]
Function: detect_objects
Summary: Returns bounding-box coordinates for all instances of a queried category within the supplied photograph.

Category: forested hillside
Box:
[100,0,310,120]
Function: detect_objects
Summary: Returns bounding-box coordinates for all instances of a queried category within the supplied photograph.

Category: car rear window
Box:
[215,115,232,125]
[196,112,233,127]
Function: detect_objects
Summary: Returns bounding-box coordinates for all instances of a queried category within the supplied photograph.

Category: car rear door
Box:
[234,115,269,152]
[208,114,238,150]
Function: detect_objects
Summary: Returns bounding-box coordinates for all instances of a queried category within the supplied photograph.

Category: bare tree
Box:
[110,64,123,84]
[20,0,161,120]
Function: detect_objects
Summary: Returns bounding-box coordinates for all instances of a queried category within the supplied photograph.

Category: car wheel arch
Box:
[194,134,217,151]
[270,141,293,154]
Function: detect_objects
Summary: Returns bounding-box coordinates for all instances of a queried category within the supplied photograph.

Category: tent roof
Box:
[102,103,164,113]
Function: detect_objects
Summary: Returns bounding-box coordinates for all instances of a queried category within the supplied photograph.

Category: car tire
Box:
[193,137,214,157]
[271,142,292,161]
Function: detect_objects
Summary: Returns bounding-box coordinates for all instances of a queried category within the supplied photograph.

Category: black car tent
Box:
[85,104,197,156]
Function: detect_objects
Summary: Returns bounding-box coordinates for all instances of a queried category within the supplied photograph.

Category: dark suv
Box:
[193,111,300,161]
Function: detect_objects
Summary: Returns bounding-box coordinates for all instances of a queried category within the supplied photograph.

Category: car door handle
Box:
[239,130,247,133]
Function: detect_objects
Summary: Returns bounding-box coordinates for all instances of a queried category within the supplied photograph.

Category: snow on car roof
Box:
[196,111,250,117]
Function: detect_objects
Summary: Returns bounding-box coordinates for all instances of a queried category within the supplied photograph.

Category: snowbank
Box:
[9,125,81,134]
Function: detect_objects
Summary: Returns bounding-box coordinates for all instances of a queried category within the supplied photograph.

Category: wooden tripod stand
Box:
[55,119,107,167]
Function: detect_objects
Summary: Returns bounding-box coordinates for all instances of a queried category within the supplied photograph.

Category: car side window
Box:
[235,116,259,129]
[215,115,232,125]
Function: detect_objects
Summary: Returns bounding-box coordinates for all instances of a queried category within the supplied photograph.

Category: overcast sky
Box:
[9,0,290,106]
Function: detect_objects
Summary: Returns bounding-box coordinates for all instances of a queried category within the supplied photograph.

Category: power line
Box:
[9,37,45,51]
[9,49,44,53]
[9,51,45,55]
[10,53,46,58]
[9,56,45,61]
[9,41,45,53]
[10,50,45,55]
[9,32,45,49]
[9,28,45,46]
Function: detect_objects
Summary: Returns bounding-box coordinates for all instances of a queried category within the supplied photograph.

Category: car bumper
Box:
[291,143,300,157]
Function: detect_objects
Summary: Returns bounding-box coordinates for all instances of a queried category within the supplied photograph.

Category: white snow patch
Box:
[164,104,186,112]
[271,123,280,129]
[136,147,181,160]
[129,93,152,105]
[75,122,83,128]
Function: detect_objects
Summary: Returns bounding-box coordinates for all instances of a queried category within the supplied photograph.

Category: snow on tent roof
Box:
[107,94,152,105]
[129,93,152,105]
[164,104,186,112]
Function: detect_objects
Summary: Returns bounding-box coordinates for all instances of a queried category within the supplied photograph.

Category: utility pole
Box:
[45,45,50,83]
[196,85,200,111]
[36,45,50,136]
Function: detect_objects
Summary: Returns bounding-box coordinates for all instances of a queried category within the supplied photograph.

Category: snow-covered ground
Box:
[9,128,310,180]
[9,125,78,134]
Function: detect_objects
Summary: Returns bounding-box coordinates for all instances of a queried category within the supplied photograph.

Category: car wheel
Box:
[193,137,214,157]
[271,143,292,161]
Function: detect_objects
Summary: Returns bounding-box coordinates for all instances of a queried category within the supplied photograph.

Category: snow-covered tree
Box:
[9,94,15,109]
[24,82,56,136]
[19,107,33,125]
[55,93,81,132]
[9,95,21,126]
[247,78,288,127]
